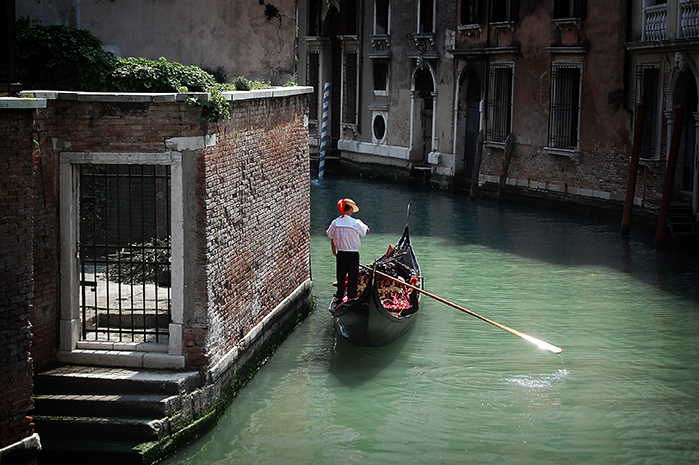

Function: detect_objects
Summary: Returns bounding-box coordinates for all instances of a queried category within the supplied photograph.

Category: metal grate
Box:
[79,164,171,343]
[342,51,358,125]
[487,65,513,143]
[548,65,581,150]
[307,52,319,121]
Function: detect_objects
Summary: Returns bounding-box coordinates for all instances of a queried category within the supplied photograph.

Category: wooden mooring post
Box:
[622,97,647,235]
[470,130,484,199]
[497,132,515,205]
[655,101,685,247]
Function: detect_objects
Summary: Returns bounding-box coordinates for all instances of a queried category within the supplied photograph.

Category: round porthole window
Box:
[373,114,386,142]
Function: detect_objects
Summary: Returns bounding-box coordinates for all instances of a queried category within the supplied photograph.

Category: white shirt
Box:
[326,215,369,252]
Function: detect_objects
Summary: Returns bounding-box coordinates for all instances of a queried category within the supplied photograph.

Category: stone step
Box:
[670,223,698,232]
[34,365,201,396]
[33,393,178,419]
[32,365,203,463]
[33,415,168,442]
[37,438,147,465]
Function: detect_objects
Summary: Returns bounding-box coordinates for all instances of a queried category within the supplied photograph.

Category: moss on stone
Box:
[137,295,315,464]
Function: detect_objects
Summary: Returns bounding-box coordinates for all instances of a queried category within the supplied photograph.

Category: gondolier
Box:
[329,221,423,347]
[326,198,369,300]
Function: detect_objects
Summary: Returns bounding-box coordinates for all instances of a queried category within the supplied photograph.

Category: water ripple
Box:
[503,369,570,389]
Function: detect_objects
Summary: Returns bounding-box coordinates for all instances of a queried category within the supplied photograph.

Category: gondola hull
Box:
[329,226,422,347]
[330,295,418,346]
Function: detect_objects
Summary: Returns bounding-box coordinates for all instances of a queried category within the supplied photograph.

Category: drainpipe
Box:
[655,101,685,247]
[622,96,647,235]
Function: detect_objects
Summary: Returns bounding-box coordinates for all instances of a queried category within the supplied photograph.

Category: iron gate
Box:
[79,164,171,343]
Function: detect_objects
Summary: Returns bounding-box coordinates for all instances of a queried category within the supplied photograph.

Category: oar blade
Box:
[519,333,563,354]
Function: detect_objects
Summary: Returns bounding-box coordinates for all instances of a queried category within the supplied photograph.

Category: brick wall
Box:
[1,88,311,449]
[29,104,59,370]
[0,109,36,448]
[199,96,311,366]
[10,89,310,370]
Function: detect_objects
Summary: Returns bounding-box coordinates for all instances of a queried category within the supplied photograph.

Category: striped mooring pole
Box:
[319,82,330,178]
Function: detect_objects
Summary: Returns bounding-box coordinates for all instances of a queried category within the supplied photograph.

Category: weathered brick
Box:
[1,91,311,447]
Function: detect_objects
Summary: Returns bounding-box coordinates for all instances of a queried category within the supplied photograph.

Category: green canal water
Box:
[163,177,699,465]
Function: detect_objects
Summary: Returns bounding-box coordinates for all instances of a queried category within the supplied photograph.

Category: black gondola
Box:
[329,225,423,346]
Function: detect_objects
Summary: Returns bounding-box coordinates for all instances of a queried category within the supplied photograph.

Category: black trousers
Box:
[336,251,360,299]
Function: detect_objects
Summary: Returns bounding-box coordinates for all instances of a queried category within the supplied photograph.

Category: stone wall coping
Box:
[19,86,313,103]
[0,433,41,462]
[0,97,48,109]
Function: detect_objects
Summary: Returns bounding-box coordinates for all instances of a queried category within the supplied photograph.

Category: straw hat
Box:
[337,198,360,216]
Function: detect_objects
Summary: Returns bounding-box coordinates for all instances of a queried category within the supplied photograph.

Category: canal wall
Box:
[0,87,313,462]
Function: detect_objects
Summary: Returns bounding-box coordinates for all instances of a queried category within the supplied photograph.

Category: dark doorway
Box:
[673,70,697,196]
[413,68,434,163]
[461,71,481,177]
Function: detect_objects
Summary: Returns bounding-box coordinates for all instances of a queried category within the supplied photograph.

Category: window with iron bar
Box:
[79,163,171,343]
[307,51,320,121]
[342,50,359,126]
[487,64,514,143]
[548,64,581,150]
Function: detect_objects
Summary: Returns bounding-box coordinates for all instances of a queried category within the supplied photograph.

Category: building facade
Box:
[627,0,699,218]
[299,0,638,209]
[299,0,459,183]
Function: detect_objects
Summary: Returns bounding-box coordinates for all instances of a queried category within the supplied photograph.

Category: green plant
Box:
[111,56,217,92]
[232,76,272,91]
[233,76,252,91]
[15,18,118,91]
[186,88,230,123]
[201,65,228,84]
[249,79,272,90]
[102,238,171,284]
[15,20,275,122]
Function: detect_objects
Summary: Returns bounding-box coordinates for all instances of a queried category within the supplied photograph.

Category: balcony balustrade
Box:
[644,4,668,41]
[680,1,699,38]
[643,1,699,41]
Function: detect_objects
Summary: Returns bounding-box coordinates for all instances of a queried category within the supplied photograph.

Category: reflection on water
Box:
[504,369,570,389]
[163,177,699,465]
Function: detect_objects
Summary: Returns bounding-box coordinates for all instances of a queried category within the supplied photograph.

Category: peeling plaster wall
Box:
[17,0,297,85]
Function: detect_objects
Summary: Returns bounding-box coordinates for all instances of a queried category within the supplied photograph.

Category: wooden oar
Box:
[361,265,563,354]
